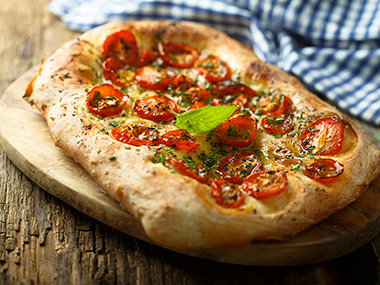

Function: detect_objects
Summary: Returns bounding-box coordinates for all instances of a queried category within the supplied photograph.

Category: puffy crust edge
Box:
[24,20,380,249]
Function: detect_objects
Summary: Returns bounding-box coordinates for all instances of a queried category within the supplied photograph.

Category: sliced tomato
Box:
[210,179,246,208]
[101,30,138,64]
[139,50,158,67]
[255,94,293,117]
[134,93,178,122]
[215,115,257,147]
[302,158,344,183]
[217,152,263,184]
[188,101,206,110]
[160,129,200,151]
[111,125,160,146]
[167,157,209,184]
[86,84,126,117]
[102,57,135,87]
[193,55,231,83]
[185,87,210,103]
[243,170,288,200]
[213,80,258,107]
[261,113,293,135]
[135,66,175,90]
[301,117,344,155]
[169,74,196,93]
[158,42,199,68]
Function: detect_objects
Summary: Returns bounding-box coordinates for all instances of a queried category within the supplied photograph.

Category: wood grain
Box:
[1,0,380,284]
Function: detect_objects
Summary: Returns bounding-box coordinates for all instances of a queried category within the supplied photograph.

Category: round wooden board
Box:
[1,67,380,266]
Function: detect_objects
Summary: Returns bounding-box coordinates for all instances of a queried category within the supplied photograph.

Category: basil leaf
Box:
[172,105,237,134]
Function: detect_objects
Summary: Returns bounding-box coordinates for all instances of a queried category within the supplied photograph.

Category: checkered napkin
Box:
[48,0,380,126]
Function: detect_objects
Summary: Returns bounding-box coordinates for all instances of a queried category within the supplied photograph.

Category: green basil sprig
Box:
[172,105,237,134]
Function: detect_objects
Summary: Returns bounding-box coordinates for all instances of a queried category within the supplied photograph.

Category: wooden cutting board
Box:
[1,67,380,266]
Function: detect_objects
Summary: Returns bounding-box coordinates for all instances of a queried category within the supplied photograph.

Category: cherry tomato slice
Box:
[111,125,160,146]
[302,158,344,183]
[135,66,175,90]
[167,157,209,184]
[185,87,210,103]
[213,80,258,107]
[243,170,288,200]
[102,30,138,64]
[160,129,200,151]
[158,42,199,68]
[261,113,293,135]
[169,74,196,93]
[134,93,178,122]
[210,179,246,208]
[139,50,158,67]
[188,101,206,110]
[193,55,231,83]
[217,152,263,184]
[86,84,126,117]
[255,94,293,117]
[301,117,344,155]
[102,57,135,87]
[215,116,257,147]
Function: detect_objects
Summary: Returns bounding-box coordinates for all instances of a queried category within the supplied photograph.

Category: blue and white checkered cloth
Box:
[48,0,380,126]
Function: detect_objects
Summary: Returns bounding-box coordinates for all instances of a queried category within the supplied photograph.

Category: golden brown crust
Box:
[24,20,380,249]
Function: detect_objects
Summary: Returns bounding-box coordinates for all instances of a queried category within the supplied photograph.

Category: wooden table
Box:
[1,1,380,284]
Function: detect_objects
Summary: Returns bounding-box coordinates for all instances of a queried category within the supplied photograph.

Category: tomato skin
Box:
[213,80,258,107]
[210,179,246,208]
[101,30,138,64]
[102,57,135,87]
[243,170,288,200]
[215,116,257,147]
[160,129,200,151]
[261,113,293,135]
[255,94,293,117]
[188,101,206,110]
[86,84,126,117]
[301,117,344,155]
[139,50,158,67]
[167,157,209,184]
[158,42,199,68]
[111,125,160,146]
[302,158,344,183]
[135,66,175,90]
[217,152,263,184]
[133,93,178,122]
[193,55,231,83]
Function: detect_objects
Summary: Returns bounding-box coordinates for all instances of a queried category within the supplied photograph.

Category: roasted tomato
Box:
[217,152,263,184]
[210,179,246,208]
[135,66,175,90]
[158,42,199,68]
[243,170,288,200]
[133,93,178,122]
[169,74,196,93]
[188,101,206,110]
[86,84,126,117]
[193,55,231,83]
[214,115,257,147]
[102,57,135,87]
[301,117,344,155]
[139,50,158,67]
[261,113,293,135]
[111,125,160,146]
[255,93,293,117]
[213,80,258,107]
[101,30,138,64]
[160,129,200,151]
[185,87,210,103]
[302,158,344,183]
[167,157,209,183]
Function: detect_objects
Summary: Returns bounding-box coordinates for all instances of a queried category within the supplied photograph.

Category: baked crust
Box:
[24,20,380,249]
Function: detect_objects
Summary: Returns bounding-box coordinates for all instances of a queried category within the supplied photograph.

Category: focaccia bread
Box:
[24,20,380,250]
